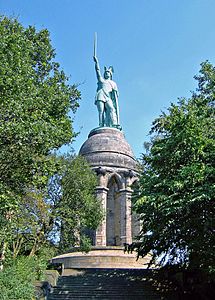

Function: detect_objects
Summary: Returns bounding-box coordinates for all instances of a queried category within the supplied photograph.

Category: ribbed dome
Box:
[79,128,136,170]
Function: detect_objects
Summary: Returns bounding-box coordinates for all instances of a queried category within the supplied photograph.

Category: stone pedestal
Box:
[51,247,152,271]
[79,127,139,247]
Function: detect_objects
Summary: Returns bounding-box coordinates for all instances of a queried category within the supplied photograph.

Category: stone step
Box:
[50,288,159,294]
[49,290,161,299]
[59,276,150,280]
[48,296,160,300]
[54,286,154,290]
[48,295,161,300]
[52,285,155,292]
[51,288,158,294]
[48,292,161,300]
[60,268,153,274]
[59,278,151,282]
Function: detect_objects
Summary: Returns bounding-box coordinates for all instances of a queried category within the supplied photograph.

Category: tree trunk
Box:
[13,236,24,259]
[0,241,8,271]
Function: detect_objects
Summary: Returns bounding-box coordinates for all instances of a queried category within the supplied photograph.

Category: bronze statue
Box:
[93,33,120,128]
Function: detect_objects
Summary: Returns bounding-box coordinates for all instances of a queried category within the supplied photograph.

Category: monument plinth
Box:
[79,127,139,247]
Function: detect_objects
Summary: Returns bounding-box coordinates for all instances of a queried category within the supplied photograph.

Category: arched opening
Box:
[106,175,121,246]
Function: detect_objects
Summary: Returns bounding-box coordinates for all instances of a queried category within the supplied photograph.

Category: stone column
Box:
[119,189,132,245]
[95,186,108,246]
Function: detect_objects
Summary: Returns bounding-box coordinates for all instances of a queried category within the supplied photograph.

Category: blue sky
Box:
[1,0,215,158]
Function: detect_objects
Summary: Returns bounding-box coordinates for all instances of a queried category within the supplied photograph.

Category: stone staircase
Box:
[48,268,163,299]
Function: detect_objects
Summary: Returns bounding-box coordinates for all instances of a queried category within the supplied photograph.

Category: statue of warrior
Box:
[93,55,120,127]
[93,33,120,128]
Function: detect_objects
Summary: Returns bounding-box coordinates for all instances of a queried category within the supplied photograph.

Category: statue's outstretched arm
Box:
[93,56,102,81]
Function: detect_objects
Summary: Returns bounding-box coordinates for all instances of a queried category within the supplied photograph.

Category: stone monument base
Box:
[51,246,152,275]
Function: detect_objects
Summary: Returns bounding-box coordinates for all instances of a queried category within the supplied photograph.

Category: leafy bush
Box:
[0,256,48,300]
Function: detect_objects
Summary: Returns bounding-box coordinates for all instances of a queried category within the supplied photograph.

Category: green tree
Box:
[0,15,80,195]
[0,15,80,266]
[133,61,215,274]
[11,189,55,258]
[7,155,103,257]
[58,155,103,252]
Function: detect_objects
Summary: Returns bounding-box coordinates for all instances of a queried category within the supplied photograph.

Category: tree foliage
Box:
[133,61,215,274]
[0,254,50,300]
[0,15,80,201]
[58,155,103,252]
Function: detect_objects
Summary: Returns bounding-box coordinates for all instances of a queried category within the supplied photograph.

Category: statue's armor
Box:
[95,79,117,104]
